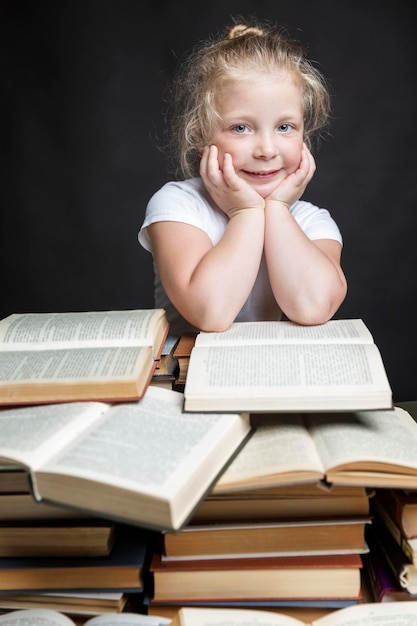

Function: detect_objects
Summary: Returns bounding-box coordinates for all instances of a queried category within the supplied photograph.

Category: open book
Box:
[183,319,392,412]
[171,603,417,626]
[0,386,251,531]
[0,610,171,626]
[211,406,417,493]
[0,309,169,404]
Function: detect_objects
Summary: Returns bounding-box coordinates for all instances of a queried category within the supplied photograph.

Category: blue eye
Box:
[278,124,292,133]
[233,124,247,133]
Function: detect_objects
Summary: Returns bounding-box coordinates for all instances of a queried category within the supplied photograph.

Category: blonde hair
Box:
[166,19,331,179]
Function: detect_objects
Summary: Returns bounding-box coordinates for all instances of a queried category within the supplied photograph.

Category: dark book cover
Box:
[0,525,157,592]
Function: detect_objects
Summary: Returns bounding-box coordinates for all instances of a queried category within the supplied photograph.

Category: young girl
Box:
[139,20,347,337]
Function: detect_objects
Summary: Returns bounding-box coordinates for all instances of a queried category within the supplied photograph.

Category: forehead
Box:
[215,71,303,113]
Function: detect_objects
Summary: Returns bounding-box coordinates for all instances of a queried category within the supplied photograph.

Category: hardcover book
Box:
[183,319,392,412]
[0,386,251,532]
[0,309,169,405]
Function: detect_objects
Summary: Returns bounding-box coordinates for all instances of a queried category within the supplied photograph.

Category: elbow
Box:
[180,302,237,334]
[192,311,236,333]
[283,279,348,327]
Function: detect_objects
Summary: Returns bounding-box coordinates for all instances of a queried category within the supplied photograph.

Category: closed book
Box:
[0,590,129,616]
[373,488,417,537]
[368,517,417,595]
[0,521,118,557]
[192,485,371,524]
[162,518,370,560]
[372,494,417,565]
[150,551,363,602]
[0,494,91,523]
[363,536,416,602]
[0,466,31,494]
[0,526,152,592]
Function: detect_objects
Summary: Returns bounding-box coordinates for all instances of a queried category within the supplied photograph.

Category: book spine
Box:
[372,499,415,565]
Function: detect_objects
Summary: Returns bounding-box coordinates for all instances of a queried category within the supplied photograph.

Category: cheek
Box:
[285,143,303,172]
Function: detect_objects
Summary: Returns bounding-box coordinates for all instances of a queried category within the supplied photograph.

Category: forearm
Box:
[187,211,265,330]
[264,202,347,325]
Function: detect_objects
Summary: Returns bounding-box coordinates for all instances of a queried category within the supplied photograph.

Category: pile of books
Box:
[147,448,373,618]
[363,485,417,602]
[3,312,417,624]
[0,310,250,621]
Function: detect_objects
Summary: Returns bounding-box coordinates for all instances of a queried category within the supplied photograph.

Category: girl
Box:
[139,20,347,337]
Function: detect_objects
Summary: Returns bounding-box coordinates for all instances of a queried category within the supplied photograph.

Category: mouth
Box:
[242,169,281,180]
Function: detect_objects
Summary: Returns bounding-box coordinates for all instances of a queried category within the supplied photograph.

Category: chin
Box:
[254,186,276,199]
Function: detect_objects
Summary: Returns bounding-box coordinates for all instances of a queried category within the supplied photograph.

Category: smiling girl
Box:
[139,20,347,337]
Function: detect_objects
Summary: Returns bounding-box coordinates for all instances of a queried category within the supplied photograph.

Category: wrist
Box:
[228,204,265,219]
[265,198,291,213]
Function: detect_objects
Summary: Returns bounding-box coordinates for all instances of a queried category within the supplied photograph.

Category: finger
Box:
[206,145,222,180]
[221,153,240,188]
[199,145,210,178]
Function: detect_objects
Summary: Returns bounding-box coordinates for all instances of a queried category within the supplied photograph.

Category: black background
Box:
[1,0,416,401]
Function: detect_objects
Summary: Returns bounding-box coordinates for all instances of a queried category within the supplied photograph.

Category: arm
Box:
[147,148,265,332]
[264,147,347,325]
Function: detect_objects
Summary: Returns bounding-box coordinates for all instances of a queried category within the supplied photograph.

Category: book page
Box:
[0,611,171,626]
[87,613,172,625]
[0,310,165,350]
[0,346,151,384]
[35,386,250,528]
[186,343,389,393]
[39,387,230,490]
[0,402,108,471]
[194,319,373,346]
[0,608,75,625]
[312,600,417,625]
[175,607,302,626]
[213,414,324,493]
[306,407,417,475]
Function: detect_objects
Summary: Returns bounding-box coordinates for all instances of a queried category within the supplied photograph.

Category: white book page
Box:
[0,310,164,350]
[194,319,373,346]
[0,609,76,625]
[186,343,389,394]
[214,414,324,492]
[0,346,149,383]
[312,600,417,625]
[177,607,302,626]
[38,386,249,501]
[306,407,417,473]
[0,402,108,471]
[0,612,172,626]
[87,613,172,625]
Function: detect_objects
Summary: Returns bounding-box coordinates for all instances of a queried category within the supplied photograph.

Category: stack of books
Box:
[147,427,374,615]
[5,313,417,623]
[147,319,417,619]
[0,310,251,620]
[363,487,417,601]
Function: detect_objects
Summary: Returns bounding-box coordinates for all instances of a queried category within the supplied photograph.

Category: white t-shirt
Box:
[139,177,343,337]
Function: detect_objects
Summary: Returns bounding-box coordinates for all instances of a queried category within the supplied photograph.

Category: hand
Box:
[200,145,264,218]
[266,144,316,208]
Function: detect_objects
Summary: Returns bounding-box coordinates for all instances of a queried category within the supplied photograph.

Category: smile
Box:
[243,169,280,178]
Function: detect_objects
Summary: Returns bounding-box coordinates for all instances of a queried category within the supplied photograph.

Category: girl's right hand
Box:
[200,145,264,219]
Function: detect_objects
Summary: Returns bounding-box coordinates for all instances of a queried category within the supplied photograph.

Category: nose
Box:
[254,132,279,160]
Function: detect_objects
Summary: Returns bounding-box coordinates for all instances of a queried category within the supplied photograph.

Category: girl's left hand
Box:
[266,144,316,208]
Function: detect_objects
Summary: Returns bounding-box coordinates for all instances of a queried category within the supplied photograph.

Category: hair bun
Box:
[228,24,264,39]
